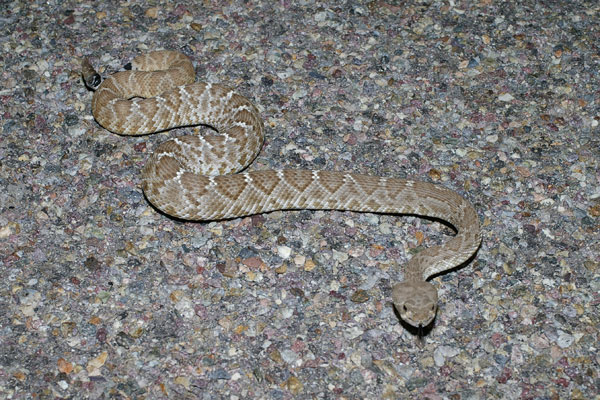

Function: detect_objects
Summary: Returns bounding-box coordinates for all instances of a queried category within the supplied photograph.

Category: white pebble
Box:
[557,330,574,348]
[379,222,391,234]
[281,307,293,319]
[498,93,514,102]
[486,134,499,143]
[280,349,300,364]
[277,245,291,259]
[434,346,459,367]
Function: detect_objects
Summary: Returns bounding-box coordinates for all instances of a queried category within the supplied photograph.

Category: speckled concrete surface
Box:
[1,0,599,399]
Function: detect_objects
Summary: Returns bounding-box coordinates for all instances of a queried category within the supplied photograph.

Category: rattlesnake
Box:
[82,50,482,331]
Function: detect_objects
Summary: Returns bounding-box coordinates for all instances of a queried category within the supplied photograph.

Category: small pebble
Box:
[277,245,292,259]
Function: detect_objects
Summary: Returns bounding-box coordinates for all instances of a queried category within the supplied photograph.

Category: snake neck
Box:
[403,266,426,283]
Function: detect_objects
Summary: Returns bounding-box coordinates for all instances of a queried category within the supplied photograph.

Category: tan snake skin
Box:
[84,50,482,330]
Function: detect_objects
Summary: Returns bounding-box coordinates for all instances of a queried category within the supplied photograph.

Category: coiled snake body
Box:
[83,50,482,331]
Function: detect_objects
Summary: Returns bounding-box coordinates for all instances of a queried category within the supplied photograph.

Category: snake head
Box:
[391,281,438,329]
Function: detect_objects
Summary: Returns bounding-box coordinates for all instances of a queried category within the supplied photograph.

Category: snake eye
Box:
[402,305,408,312]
